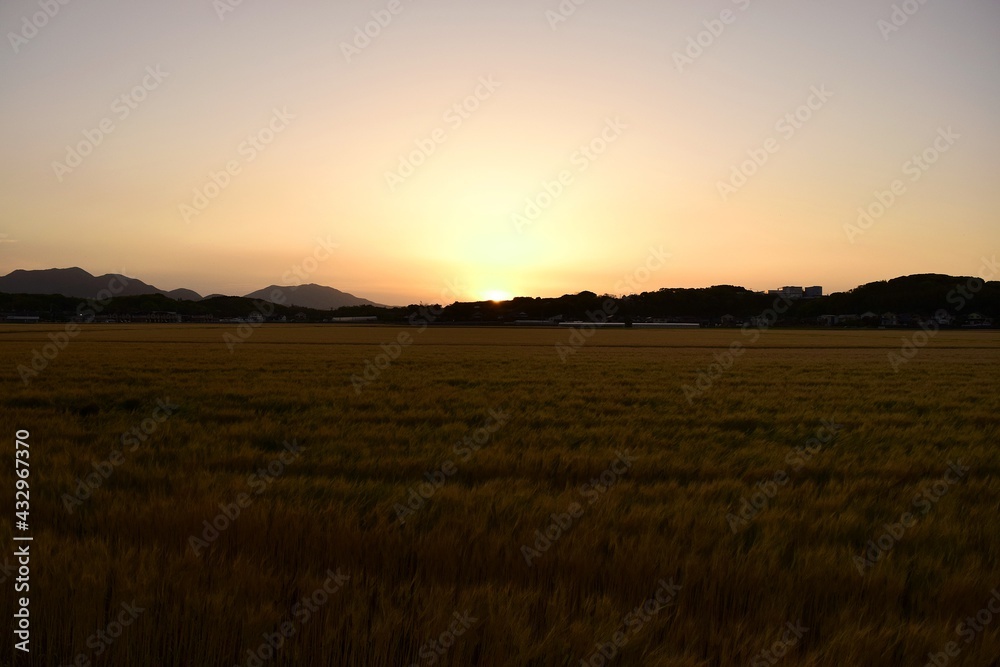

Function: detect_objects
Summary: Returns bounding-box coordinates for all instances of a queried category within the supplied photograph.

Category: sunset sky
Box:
[1,0,998,305]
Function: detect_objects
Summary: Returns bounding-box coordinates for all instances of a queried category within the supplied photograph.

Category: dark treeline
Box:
[1,274,997,326]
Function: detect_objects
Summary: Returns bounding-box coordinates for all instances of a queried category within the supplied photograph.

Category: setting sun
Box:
[483,289,512,303]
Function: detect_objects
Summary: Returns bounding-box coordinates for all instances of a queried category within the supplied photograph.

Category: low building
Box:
[131,311,182,323]
[632,322,699,329]
[966,313,986,324]
[329,316,377,323]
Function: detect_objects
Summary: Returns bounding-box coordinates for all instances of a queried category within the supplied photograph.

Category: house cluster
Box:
[219,312,313,324]
[818,312,994,328]
[66,311,184,323]
[1,309,332,324]
[711,310,995,329]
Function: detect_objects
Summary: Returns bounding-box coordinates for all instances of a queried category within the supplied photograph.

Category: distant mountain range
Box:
[0,267,202,302]
[0,268,383,310]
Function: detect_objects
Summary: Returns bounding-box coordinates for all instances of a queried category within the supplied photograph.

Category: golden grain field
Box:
[0,325,998,667]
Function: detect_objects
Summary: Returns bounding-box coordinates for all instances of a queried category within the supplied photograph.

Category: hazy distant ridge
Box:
[0,268,382,308]
[0,267,201,301]
[243,284,383,310]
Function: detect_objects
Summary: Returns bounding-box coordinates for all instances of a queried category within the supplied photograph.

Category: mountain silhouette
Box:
[0,268,384,308]
[243,284,384,310]
[0,267,202,301]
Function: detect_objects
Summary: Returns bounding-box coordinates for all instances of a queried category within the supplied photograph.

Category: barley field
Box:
[0,325,998,667]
